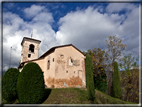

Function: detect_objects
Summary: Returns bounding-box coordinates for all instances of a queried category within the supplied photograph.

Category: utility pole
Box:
[9,47,12,68]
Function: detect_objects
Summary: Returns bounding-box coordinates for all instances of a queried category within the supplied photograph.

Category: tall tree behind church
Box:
[105,35,127,71]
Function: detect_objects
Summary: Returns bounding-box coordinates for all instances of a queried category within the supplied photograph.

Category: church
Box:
[18,37,86,88]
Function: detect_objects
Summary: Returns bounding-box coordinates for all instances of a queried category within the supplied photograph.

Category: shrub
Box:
[94,74,101,89]
[17,62,45,104]
[85,55,95,101]
[94,67,107,93]
[2,68,20,102]
[111,61,122,99]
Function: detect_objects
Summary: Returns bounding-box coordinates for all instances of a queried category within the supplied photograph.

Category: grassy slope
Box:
[42,88,136,104]
[3,88,137,104]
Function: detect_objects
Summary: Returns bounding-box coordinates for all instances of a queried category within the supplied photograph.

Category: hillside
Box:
[41,88,136,104]
[3,88,137,105]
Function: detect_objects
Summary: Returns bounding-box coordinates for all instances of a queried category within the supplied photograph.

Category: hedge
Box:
[17,62,45,104]
[2,68,20,102]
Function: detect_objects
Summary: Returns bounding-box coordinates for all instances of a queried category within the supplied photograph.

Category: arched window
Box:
[29,44,34,53]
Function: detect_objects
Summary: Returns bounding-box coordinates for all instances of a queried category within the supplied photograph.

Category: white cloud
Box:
[55,3,139,56]
[106,3,137,13]
[3,4,56,71]
[55,6,127,51]
[23,5,47,18]
[118,6,139,57]
[3,12,25,36]
[32,12,54,23]
[2,3,139,72]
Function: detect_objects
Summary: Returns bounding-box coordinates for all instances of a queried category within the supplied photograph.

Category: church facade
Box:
[18,37,86,88]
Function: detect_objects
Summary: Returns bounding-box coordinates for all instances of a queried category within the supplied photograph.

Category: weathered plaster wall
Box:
[33,59,44,71]
[21,40,40,63]
[43,51,56,88]
[20,45,86,88]
[53,46,86,88]
[19,58,44,72]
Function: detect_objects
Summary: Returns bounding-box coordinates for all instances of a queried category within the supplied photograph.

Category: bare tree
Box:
[105,35,127,71]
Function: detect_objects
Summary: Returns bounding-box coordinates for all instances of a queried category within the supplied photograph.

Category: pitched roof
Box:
[39,44,85,58]
[21,37,41,45]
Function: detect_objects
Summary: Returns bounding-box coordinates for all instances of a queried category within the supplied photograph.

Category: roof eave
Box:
[39,44,85,59]
[21,37,41,46]
[18,57,44,69]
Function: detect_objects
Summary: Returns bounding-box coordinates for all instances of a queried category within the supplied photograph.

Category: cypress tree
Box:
[111,61,122,99]
[85,55,95,101]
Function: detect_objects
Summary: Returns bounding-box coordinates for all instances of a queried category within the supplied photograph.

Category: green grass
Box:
[42,88,137,104]
[2,88,138,104]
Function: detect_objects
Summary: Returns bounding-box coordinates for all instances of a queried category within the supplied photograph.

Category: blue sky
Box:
[2,2,140,71]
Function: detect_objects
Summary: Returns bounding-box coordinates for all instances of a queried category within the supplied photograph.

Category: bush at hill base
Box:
[85,55,95,101]
[17,62,45,104]
[94,66,107,93]
[111,61,122,99]
[2,68,20,102]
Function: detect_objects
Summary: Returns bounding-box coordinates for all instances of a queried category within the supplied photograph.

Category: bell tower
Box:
[20,37,41,63]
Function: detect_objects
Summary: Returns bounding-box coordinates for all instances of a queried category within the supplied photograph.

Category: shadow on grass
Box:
[90,100,95,104]
[41,88,52,103]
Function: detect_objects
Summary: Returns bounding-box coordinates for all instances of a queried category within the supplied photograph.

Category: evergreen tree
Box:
[94,66,107,93]
[94,74,101,90]
[2,68,20,102]
[17,62,45,104]
[85,55,95,101]
[111,61,122,99]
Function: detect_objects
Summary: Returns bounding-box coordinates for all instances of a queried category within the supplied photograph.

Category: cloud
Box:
[55,6,128,51]
[3,12,25,36]
[55,3,139,59]
[118,5,139,56]
[106,3,138,13]
[4,3,15,9]
[3,4,56,71]
[23,5,47,18]
[32,12,54,24]
[2,3,139,72]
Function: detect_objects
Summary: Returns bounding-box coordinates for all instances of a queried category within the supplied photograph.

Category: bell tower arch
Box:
[20,37,41,63]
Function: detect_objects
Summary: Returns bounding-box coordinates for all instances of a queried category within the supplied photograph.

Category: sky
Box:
[2,2,140,72]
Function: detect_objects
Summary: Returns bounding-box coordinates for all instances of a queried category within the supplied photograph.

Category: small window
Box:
[69,59,73,66]
[53,58,54,62]
[28,54,31,58]
[29,44,34,53]
[47,60,50,70]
